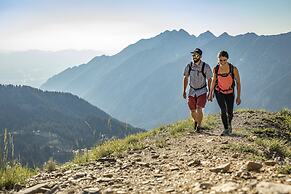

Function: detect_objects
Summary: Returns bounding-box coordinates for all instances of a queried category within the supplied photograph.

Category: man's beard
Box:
[193,58,200,63]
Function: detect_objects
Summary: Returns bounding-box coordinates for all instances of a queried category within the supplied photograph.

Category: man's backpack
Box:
[188,62,206,90]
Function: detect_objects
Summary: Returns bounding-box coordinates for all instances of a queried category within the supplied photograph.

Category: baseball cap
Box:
[191,48,202,56]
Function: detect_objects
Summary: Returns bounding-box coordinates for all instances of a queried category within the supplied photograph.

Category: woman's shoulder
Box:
[229,63,238,70]
[230,64,240,75]
[212,64,219,72]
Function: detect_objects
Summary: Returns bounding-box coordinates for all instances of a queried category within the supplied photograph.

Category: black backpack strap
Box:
[201,62,206,78]
[229,63,234,78]
[214,64,219,86]
[229,63,236,88]
[190,84,206,91]
[215,64,219,75]
[187,62,193,76]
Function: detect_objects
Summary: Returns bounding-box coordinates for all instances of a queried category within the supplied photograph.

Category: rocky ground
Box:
[5,110,291,193]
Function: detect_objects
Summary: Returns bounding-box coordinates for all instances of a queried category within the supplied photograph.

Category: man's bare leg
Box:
[196,107,203,127]
[191,110,198,121]
[191,110,198,130]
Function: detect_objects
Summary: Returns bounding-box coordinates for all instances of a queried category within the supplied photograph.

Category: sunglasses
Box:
[192,53,200,58]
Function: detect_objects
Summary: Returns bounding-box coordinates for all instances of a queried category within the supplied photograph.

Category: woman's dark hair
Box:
[218,50,229,59]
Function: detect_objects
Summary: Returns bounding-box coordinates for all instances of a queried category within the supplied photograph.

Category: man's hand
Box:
[183,91,187,99]
[236,97,241,105]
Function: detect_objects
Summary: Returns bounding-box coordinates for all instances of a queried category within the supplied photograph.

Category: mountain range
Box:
[41,29,291,129]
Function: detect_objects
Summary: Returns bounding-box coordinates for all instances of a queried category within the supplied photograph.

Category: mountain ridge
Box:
[0,84,143,167]
[41,29,291,129]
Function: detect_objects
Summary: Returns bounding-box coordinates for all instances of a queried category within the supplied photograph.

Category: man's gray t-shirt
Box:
[184,60,213,97]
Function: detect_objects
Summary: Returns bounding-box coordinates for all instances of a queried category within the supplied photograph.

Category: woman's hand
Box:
[236,97,241,105]
[208,92,213,101]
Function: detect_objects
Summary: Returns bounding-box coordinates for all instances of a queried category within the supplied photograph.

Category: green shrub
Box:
[225,142,259,155]
[155,138,167,148]
[43,158,57,172]
[255,138,291,158]
[277,164,291,174]
[73,131,152,164]
[0,163,36,189]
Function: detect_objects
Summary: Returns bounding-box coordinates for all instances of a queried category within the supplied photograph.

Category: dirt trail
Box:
[15,110,291,194]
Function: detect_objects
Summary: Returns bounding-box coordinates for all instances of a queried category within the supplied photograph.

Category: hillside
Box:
[12,109,291,193]
[41,29,291,129]
[0,85,142,167]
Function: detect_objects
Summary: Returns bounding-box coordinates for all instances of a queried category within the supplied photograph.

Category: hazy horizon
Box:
[1,0,291,54]
[0,49,101,87]
[1,29,291,55]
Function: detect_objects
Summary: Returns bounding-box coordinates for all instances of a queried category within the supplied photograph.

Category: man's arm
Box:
[205,64,213,96]
[207,78,212,93]
[183,75,189,99]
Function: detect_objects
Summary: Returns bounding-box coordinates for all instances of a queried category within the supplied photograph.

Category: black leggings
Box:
[214,90,235,130]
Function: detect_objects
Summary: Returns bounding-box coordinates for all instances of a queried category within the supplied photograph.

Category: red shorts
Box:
[188,93,207,110]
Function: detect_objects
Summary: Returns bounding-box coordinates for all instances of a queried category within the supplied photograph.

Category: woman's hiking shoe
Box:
[228,125,232,134]
[220,129,230,136]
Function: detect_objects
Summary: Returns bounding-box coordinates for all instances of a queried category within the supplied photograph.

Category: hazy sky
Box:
[1,0,291,54]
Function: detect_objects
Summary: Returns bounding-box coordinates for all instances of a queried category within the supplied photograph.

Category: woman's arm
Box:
[208,67,217,101]
[234,67,241,105]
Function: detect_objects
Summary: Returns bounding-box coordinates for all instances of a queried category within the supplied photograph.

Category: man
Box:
[183,48,213,132]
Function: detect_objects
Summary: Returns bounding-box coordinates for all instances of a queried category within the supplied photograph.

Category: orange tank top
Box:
[215,64,234,94]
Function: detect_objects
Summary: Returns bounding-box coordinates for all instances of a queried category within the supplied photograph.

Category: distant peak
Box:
[243,32,258,37]
[158,29,191,38]
[246,32,258,35]
[178,29,190,35]
[219,32,231,38]
[198,31,216,39]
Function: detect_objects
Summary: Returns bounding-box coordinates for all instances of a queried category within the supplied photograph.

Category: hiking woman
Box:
[208,50,241,135]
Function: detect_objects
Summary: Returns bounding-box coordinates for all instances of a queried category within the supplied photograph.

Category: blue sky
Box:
[1,0,291,54]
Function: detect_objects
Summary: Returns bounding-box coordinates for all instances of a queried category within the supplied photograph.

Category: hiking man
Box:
[208,50,241,136]
[183,48,213,132]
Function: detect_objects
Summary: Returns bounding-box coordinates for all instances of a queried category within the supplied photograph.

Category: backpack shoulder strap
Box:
[229,63,236,88]
[201,62,206,78]
[229,63,234,79]
[214,64,219,86]
[215,64,219,75]
[188,62,193,75]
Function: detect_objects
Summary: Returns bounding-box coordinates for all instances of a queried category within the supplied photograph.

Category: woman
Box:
[208,50,241,136]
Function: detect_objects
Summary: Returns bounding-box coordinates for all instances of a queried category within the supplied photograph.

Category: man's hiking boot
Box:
[193,121,198,131]
[196,126,202,133]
